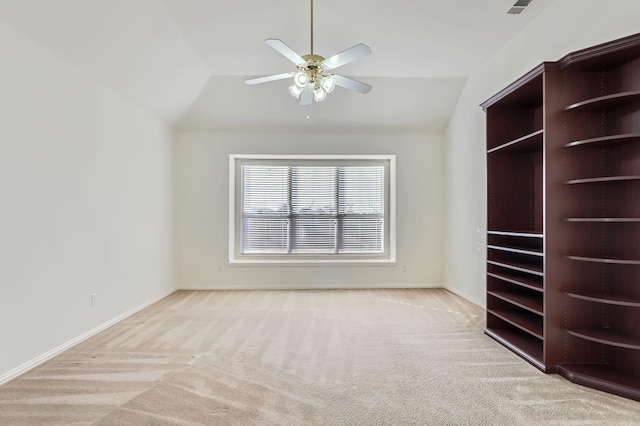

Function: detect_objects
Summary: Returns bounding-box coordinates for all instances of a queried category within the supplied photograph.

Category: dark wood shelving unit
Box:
[481,33,640,401]
[482,62,557,373]
[551,34,640,400]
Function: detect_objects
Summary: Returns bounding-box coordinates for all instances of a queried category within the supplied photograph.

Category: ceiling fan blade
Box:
[332,74,372,94]
[322,43,371,70]
[300,84,314,106]
[245,73,293,85]
[265,38,306,65]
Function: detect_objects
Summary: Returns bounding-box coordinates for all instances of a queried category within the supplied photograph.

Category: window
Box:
[229,155,396,264]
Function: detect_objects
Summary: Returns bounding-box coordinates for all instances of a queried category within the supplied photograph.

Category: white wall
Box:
[444,0,640,307]
[0,21,174,379]
[175,131,444,289]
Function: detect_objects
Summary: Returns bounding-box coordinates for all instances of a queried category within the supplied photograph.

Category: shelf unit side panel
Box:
[542,69,573,367]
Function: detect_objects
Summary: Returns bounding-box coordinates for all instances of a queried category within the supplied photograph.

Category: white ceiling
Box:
[0,0,555,132]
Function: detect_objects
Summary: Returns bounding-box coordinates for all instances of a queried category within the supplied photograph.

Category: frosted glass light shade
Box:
[294,71,309,87]
[313,86,327,102]
[289,84,303,98]
[321,76,335,93]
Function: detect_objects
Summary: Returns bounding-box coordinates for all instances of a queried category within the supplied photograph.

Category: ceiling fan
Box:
[244,0,372,105]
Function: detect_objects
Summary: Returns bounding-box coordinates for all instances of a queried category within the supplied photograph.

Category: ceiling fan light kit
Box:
[245,0,371,106]
[290,55,335,102]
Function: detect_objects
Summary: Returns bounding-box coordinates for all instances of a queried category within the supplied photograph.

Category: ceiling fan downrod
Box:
[310,0,314,55]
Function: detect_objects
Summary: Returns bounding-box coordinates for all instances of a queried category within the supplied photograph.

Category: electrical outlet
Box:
[91,293,98,307]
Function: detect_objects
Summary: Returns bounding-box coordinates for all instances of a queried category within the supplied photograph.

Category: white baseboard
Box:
[444,286,485,309]
[0,289,175,386]
[178,283,441,291]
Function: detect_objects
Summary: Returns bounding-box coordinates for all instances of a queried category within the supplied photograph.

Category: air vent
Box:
[507,0,533,14]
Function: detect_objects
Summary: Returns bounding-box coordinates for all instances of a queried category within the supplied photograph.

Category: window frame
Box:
[229,154,396,265]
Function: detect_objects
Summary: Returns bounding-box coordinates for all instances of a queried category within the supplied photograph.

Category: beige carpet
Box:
[0,289,638,425]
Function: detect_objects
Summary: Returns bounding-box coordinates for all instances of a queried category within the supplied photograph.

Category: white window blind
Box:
[239,159,387,258]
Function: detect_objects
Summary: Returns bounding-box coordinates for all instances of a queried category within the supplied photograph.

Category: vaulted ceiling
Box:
[0,0,554,132]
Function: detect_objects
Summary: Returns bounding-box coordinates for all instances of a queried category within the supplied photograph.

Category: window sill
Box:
[228,258,397,267]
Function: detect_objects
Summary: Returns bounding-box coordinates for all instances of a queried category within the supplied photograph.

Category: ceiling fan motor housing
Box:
[300,54,325,82]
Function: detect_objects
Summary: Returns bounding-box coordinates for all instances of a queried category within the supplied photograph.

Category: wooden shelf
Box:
[566,328,640,350]
[564,133,640,148]
[488,290,543,315]
[487,129,543,154]
[558,364,640,402]
[487,260,543,276]
[567,255,640,265]
[565,90,640,111]
[488,233,543,254]
[487,271,543,292]
[487,230,543,239]
[566,291,640,307]
[565,218,640,223]
[488,309,543,339]
[487,244,543,257]
[484,327,545,371]
[566,175,640,184]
